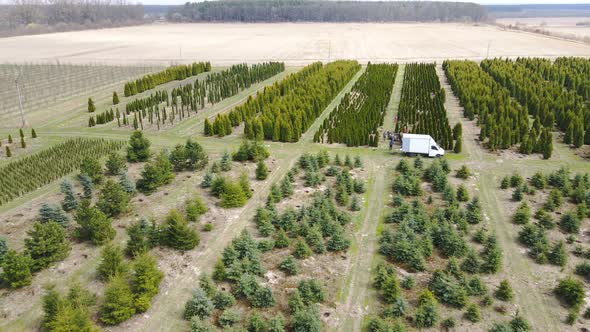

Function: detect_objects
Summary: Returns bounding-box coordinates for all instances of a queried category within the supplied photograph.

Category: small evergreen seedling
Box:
[495,280,513,301]
[255,160,268,180]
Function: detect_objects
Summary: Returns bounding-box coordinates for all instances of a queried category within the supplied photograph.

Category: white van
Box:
[400,133,445,157]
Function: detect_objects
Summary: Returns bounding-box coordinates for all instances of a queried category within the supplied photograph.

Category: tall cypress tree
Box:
[88,98,96,113]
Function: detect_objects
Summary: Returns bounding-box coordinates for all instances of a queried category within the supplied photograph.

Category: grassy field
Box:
[0,59,588,332]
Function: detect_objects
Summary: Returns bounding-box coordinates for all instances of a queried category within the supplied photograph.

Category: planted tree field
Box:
[123,62,211,97]
[366,158,513,331]
[395,63,454,150]
[216,61,360,142]
[499,168,590,327]
[0,63,162,127]
[481,59,587,149]
[443,60,531,152]
[516,57,590,146]
[182,151,367,330]
[313,63,398,147]
[553,57,590,101]
[95,62,285,130]
[0,138,123,205]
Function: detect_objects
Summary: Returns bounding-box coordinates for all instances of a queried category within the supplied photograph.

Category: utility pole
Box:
[15,67,27,128]
[486,40,491,59]
[328,40,331,62]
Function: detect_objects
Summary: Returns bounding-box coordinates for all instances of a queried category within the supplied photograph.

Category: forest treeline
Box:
[0,0,144,37]
[168,0,488,23]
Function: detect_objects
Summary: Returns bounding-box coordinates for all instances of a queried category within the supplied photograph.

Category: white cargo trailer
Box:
[400,134,445,157]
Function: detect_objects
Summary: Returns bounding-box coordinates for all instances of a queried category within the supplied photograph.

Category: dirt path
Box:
[380,63,405,147]
[335,155,390,332]
[300,65,365,143]
[435,64,484,164]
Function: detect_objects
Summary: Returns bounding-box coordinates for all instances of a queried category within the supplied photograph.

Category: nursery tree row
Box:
[553,57,590,101]
[395,63,454,150]
[0,138,124,205]
[124,62,211,97]
[481,58,587,148]
[198,62,284,106]
[515,57,590,146]
[95,63,284,130]
[443,60,534,152]
[211,61,361,141]
[314,63,398,146]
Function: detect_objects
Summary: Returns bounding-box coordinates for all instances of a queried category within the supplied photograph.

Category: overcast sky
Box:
[130,0,590,5]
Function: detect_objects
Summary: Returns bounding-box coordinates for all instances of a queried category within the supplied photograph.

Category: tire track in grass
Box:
[334,155,390,332]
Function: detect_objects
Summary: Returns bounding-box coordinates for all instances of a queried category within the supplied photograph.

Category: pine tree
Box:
[136,151,174,194]
[5,146,11,157]
[495,280,513,301]
[185,196,208,222]
[125,220,154,257]
[1,249,33,288]
[20,136,26,148]
[97,243,128,281]
[113,91,120,105]
[19,128,24,138]
[87,98,96,113]
[60,180,78,212]
[119,173,136,194]
[349,195,361,211]
[239,172,252,198]
[130,254,163,312]
[0,237,7,263]
[38,203,69,227]
[220,152,232,171]
[162,210,199,251]
[220,181,248,208]
[127,131,151,162]
[75,200,116,245]
[25,221,70,271]
[201,172,213,188]
[184,288,214,320]
[255,160,268,180]
[8,134,13,144]
[79,156,103,184]
[97,180,130,217]
[79,174,93,199]
[99,276,136,325]
[293,238,312,259]
[106,152,127,175]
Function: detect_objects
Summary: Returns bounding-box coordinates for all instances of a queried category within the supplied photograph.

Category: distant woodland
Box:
[167,0,488,23]
[0,0,144,37]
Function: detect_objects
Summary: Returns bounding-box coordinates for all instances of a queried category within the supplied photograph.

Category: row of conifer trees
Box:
[92,63,284,130]
[396,63,454,151]
[209,61,361,141]
[0,138,123,205]
[481,59,586,148]
[123,62,211,97]
[443,60,533,152]
[515,58,590,147]
[314,63,398,147]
